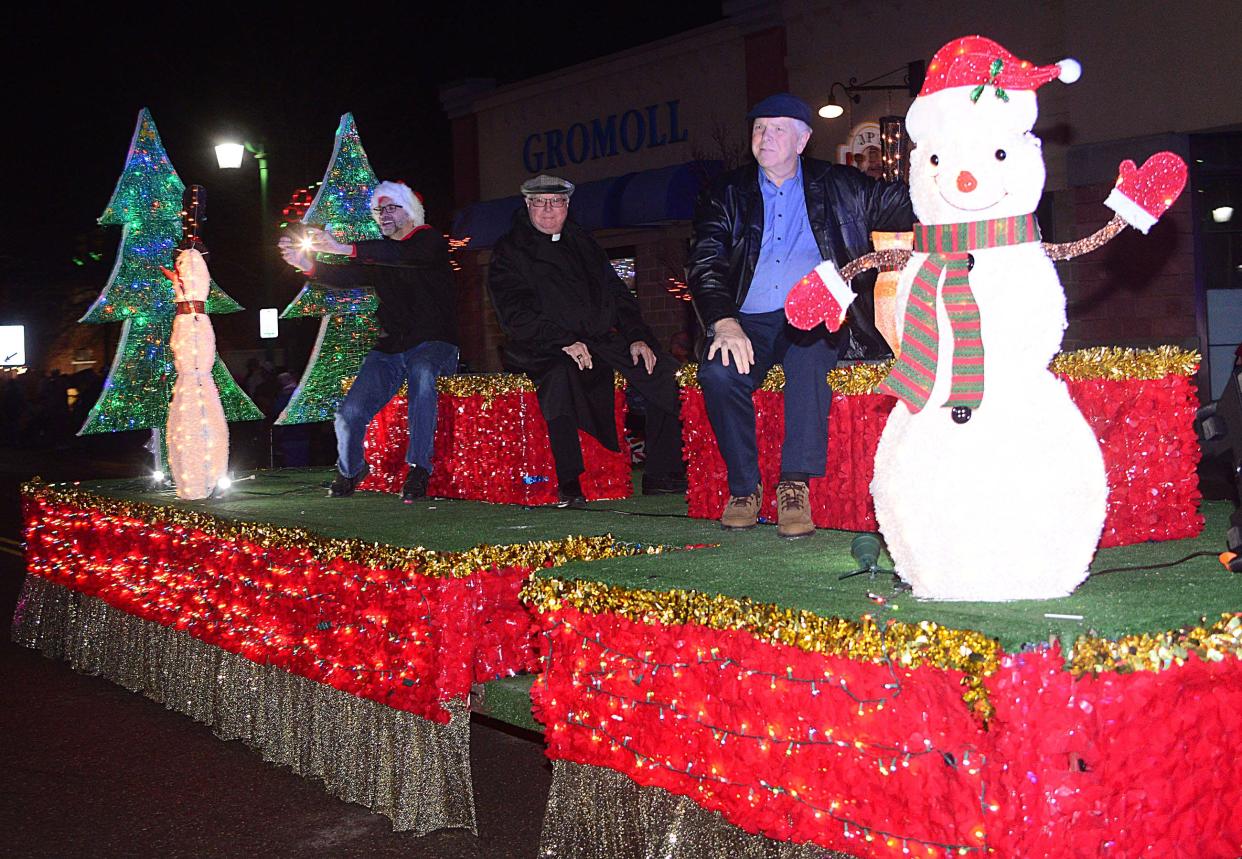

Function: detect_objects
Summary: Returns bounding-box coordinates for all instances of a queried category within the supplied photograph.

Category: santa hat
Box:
[370,180,425,227]
[907,35,1080,139]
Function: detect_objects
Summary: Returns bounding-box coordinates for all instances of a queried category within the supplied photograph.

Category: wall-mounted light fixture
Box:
[818,60,926,120]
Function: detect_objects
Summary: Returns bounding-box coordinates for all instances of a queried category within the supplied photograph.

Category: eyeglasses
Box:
[372,203,404,216]
[527,197,569,209]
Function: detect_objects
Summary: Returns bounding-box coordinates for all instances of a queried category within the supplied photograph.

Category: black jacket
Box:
[687,157,912,358]
[488,211,655,370]
[309,225,458,354]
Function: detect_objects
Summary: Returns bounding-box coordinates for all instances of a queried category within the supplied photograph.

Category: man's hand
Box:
[705,318,753,374]
[306,228,354,256]
[277,236,313,272]
[562,341,593,370]
[629,340,657,374]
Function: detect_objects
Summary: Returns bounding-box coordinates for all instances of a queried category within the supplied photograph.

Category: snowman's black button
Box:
[967,253,975,270]
[951,406,972,424]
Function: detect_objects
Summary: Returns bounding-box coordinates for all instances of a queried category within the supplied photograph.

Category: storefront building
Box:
[442,0,1242,397]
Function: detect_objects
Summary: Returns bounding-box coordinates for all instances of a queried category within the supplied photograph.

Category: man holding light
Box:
[278,180,458,502]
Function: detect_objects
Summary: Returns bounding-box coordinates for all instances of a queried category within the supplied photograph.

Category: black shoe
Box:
[556,479,587,509]
[641,473,688,496]
[328,464,369,498]
[402,465,430,503]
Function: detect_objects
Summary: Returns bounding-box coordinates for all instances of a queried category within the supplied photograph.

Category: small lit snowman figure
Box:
[164,247,229,500]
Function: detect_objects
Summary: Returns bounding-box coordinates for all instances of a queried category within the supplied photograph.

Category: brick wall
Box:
[626,227,700,354]
[453,251,505,372]
[1058,182,1196,349]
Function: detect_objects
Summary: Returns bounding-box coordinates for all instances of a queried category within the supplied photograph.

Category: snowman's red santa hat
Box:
[907,35,1080,140]
[370,180,425,227]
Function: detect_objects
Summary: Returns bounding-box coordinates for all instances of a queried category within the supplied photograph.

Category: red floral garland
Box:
[22,493,539,722]
[359,389,632,503]
[683,374,1203,546]
[532,607,1242,858]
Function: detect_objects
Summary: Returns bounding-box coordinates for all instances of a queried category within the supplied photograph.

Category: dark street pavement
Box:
[0,441,551,858]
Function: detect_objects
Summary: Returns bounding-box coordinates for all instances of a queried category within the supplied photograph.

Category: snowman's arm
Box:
[838,248,913,281]
[1041,215,1127,261]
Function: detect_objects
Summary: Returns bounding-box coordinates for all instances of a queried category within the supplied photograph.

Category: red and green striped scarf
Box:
[877,213,1041,412]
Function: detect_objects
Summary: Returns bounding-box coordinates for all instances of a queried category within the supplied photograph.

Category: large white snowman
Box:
[786,36,1187,600]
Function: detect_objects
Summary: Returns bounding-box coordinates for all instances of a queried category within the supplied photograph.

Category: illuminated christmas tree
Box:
[275,113,380,425]
[79,108,262,436]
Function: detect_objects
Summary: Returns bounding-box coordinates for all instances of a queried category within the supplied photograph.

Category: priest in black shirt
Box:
[487,174,686,507]
[278,181,458,501]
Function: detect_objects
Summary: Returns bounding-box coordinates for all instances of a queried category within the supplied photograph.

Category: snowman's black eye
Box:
[995,149,1007,161]
[930,154,939,166]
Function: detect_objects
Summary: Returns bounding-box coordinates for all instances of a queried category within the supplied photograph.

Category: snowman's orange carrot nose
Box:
[956,171,978,192]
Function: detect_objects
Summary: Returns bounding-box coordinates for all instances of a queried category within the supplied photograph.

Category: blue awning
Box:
[620,161,718,224]
[450,196,523,249]
[451,160,722,249]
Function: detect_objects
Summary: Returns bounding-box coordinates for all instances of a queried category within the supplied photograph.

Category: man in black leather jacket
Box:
[688,93,911,537]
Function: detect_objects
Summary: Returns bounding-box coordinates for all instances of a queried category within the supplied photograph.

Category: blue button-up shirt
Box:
[740,162,824,314]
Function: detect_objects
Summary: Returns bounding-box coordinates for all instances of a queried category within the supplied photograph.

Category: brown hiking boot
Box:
[776,481,814,539]
[720,486,762,530]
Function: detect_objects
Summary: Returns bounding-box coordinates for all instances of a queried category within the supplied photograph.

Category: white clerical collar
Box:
[552,233,562,242]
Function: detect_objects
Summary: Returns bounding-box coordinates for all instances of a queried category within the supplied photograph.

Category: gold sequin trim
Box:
[22,479,656,580]
[522,577,1002,719]
[678,346,1199,394]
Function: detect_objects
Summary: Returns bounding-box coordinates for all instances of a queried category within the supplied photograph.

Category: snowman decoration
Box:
[162,244,229,500]
[786,36,1187,600]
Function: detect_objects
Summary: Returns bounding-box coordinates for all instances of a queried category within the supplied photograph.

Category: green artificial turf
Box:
[67,469,1242,651]
[471,675,541,733]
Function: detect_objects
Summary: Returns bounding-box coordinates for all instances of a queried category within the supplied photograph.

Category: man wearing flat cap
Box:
[488,174,686,506]
[688,93,912,538]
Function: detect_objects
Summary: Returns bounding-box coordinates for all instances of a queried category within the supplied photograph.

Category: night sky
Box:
[2,3,722,295]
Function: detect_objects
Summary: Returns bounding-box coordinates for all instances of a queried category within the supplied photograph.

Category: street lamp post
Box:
[215,140,274,355]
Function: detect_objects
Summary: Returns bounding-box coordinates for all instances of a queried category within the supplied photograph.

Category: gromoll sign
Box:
[522,100,688,172]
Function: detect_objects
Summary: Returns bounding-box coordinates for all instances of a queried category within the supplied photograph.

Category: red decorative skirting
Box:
[532,605,1242,858]
[358,388,632,504]
[682,373,1203,546]
[21,492,538,722]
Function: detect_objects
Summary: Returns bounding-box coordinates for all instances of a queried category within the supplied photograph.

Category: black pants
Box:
[533,335,684,484]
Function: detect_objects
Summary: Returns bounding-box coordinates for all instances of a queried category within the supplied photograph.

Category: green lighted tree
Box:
[79,108,262,435]
[275,112,380,425]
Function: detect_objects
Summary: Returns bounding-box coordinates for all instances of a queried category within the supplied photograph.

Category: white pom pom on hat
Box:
[1057,58,1082,84]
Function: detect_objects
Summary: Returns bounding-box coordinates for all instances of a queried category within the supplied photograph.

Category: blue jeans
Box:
[334,341,459,478]
[698,309,838,497]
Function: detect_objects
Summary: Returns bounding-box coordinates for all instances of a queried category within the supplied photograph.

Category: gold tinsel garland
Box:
[676,346,1199,394]
[346,372,628,406]
[22,479,660,580]
[521,576,1002,718]
[1047,345,1200,381]
[523,579,1242,716]
[1065,612,1242,676]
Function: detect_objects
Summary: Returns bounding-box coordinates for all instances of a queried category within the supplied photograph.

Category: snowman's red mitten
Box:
[1104,151,1188,234]
[785,261,855,331]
